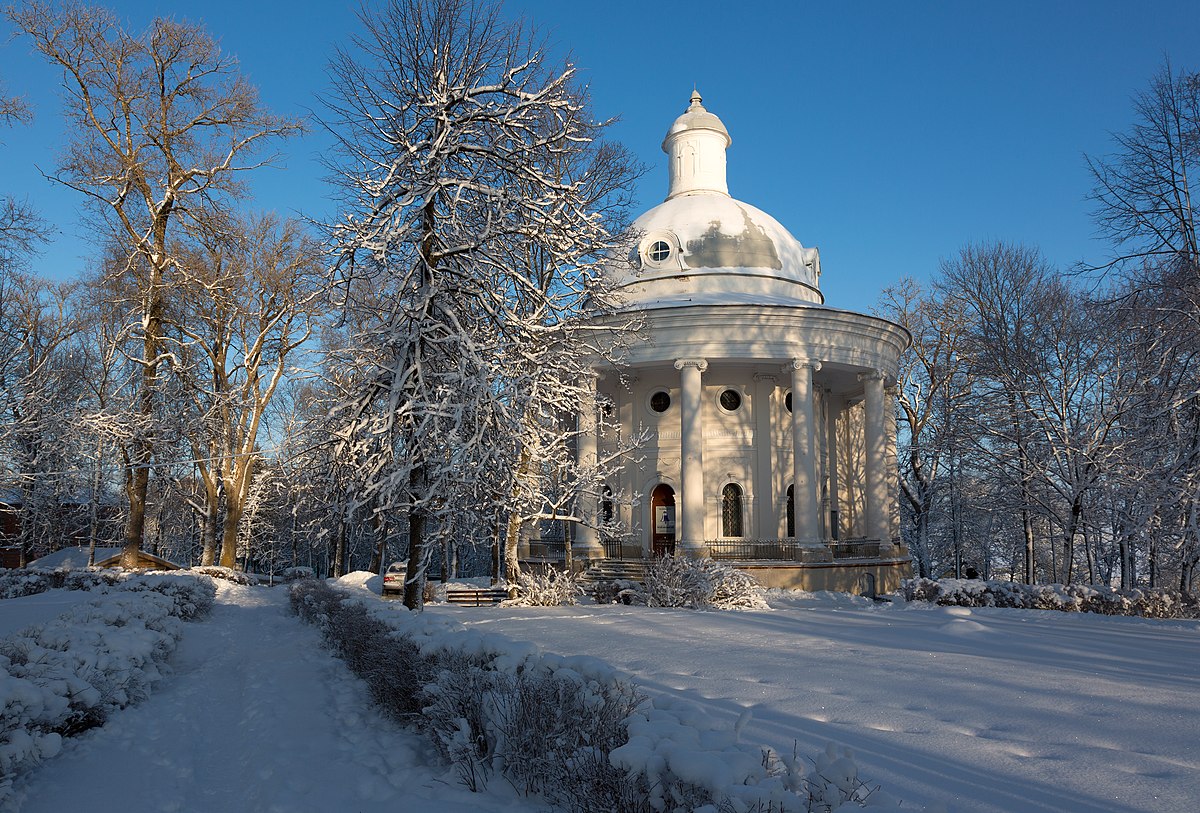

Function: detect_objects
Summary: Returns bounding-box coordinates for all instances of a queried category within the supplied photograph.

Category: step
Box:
[581,561,647,584]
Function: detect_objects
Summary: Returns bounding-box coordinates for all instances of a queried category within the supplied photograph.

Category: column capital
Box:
[674,358,708,372]
[857,369,885,383]
[784,358,822,374]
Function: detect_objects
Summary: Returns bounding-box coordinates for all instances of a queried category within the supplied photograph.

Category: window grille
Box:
[721,483,744,538]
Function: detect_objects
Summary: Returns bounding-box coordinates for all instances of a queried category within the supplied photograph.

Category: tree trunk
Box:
[403,484,428,611]
[121,449,149,569]
[219,491,243,569]
[504,512,522,583]
[333,507,347,578]
[200,487,220,566]
[1063,494,1084,584]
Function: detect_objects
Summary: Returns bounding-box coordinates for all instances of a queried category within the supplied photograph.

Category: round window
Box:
[785,391,792,413]
[719,389,742,411]
[647,240,672,263]
[649,390,671,413]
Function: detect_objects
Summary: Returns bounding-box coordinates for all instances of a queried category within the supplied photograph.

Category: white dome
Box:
[607,91,822,310]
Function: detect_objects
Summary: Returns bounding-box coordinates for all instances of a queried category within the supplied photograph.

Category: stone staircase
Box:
[581,559,648,586]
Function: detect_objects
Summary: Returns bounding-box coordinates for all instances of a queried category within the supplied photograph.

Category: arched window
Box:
[786,484,795,539]
[721,483,744,538]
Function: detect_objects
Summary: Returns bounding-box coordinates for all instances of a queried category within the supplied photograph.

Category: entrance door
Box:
[650,484,676,557]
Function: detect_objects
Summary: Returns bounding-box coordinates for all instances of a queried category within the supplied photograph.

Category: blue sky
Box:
[2,1,1198,313]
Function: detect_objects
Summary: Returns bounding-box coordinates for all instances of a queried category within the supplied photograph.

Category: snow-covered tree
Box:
[0,271,84,564]
[322,0,641,609]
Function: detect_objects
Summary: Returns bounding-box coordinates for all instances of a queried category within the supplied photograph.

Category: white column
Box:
[860,370,891,545]
[572,372,604,561]
[788,360,827,557]
[675,358,708,557]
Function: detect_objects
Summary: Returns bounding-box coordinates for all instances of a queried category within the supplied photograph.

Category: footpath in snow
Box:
[9,583,527,813]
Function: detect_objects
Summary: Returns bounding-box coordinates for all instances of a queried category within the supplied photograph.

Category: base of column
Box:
[677,539,709,559]
[571,540,606,561]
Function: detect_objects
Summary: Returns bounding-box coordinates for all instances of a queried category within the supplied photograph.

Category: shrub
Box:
[0,573,215,800]
[0,572,51,600]
[902,577,1200,619]
[503,569,581,607]
[626,555,768,610]
[188,566,258,586]
[290,580,914,812]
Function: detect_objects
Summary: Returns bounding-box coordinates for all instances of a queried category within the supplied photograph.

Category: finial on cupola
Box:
[690,87,703,109]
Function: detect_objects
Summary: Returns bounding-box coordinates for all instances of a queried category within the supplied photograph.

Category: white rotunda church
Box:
[574,91,912,593]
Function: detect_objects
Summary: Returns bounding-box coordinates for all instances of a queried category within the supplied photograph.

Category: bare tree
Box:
[1088,59,1199,276]
[173,213,324,567]
[323,0,640,609]
[879,278,973,577]
[1087,60,1200,593]
[7,2,303,567]
[0,77,50,269]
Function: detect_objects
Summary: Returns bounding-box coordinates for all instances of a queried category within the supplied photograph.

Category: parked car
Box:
[382,561,407,598]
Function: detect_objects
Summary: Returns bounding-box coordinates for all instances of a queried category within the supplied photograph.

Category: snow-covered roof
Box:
[604,92,823,312]
[28,546,123,569]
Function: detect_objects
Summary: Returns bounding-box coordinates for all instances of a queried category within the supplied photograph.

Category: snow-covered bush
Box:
[627,555,768,610]
[0,568,214,619]
[902,578,1200,619]
[503,569,581,607]
[0,572,51,600]
[187,565,258,586]
[292,579,915,812]
[281,566,315,582]
[58,570,121,591]
[0,574,215,800]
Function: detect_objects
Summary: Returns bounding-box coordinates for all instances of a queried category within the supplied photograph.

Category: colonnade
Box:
[573,358,894,560]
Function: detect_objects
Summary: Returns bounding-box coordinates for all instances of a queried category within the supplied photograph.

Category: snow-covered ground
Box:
[6,583,1197,813]
[5,583,526,813]
[0,589,99,639]
[437,592,1200,813]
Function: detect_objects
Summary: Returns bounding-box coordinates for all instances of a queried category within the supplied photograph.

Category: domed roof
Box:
[608,92,823,310]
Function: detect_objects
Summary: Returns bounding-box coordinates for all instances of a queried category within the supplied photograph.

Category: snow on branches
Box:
[321,0,643,607]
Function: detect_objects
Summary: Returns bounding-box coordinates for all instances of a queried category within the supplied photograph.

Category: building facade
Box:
[574,91,912,593]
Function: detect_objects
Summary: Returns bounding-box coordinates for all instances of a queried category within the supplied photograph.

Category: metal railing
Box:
[525,539,566,561]
[574,538,890,562]
[602,539,646,560]
[707,539,802,561]
[828,541,881,560]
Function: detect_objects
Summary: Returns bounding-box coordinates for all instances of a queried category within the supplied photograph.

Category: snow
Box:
[25,548,121,570]
[440,591,1200,813]
[5,583,1198,812]
[0,590,99,639]
[4,582,526,813]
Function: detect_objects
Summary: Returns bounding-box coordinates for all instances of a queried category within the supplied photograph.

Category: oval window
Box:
[719,389,742,411]
[649,390,671,413]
